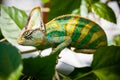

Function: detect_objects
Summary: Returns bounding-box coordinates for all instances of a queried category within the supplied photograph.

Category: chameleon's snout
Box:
[17,37,23,45]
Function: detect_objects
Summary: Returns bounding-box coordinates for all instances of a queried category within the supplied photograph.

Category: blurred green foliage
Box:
[113,35,120,46]
[48,0,116,23]
[0,2,120,80]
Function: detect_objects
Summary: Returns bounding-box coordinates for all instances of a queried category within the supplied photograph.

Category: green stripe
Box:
[46,31,66,38]
[56,16,72,35]
[56,16,72,29]
[46,16,71,31]
[77,24,102,48]
[88,35,107,48]
[72,18,91,42]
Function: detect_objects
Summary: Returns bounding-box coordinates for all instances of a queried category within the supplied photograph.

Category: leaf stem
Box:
[74,71,93,80]
[0,38,6,42]
[20,49,38,54]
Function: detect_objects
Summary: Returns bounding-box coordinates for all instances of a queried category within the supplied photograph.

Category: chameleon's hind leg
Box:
[48,36,71,54]
[74,48,95,54]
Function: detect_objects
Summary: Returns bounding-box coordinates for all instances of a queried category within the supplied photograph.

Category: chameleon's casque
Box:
[17,7,107,54]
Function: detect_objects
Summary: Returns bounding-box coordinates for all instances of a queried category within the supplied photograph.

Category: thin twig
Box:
[20,49,38,54]
[0,38,6,42]
[74,71,93,80]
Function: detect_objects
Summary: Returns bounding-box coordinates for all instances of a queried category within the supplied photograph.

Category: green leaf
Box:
[112,35,120,46]
[92,2,116,23]
[0,5,28,45]
[0,42,23,80]
[59,73,72,80]
[66,46,120,80]
[41,0,50,4]
[48,0,81,21]
[23,53,59,80]
[1,5,27,29]
[68,67,98,80]
[71,8,80,15]
[90,0,100,3]
[92,46,120,80]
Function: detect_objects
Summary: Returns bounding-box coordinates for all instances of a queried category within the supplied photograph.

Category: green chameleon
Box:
[17,7,107,54]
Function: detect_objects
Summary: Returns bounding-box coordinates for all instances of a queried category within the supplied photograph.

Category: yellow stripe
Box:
[77,22,94,43]
[51,21,60,29]
[65,17,79,37]
[83,30,105,48]
[88,30,105,43]
[95,41,107,48]
[46,21,60,34]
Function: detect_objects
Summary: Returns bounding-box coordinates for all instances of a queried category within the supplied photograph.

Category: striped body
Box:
[45,15,107,49]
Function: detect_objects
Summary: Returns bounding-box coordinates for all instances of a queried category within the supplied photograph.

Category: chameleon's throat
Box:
[35,38,53,50]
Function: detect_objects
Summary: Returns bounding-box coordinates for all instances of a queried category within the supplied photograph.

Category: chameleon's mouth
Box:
[17,37,23,45]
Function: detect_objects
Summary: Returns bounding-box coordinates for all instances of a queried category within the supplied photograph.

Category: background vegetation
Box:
[0,0,120,80]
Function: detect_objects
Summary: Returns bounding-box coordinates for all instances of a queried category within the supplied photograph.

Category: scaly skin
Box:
[17,7,107,54]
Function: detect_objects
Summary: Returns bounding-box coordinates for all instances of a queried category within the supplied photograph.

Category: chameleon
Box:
[17,7,107,54]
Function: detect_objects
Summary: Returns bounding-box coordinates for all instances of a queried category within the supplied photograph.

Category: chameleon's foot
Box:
[74,49,95,54]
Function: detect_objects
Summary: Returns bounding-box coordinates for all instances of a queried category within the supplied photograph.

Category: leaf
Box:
[66,46,120,80]
[90,0,100,3]
[68,67,98,80]
[112,35,120,46]
[71,8,80,15]
[23,53,59,80]
[0,42,23,80]
[59,73,72,80]
[48,0,81,21]
[0,5,28,45]
[92,2,116,23]
[92,46,120,80]
[41,0,50,4]
[1,4,27,29]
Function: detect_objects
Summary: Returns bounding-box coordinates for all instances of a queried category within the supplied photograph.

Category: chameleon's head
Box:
[17,29,45,46]
[17,7,46,46]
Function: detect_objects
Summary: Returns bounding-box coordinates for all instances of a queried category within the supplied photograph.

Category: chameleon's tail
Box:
[74,49,95,54]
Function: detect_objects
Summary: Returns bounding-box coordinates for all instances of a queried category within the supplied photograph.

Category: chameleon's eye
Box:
[24,35,33,40]
[24,31,33,40]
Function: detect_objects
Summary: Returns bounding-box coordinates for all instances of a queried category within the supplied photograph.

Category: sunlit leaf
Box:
[41,0,50,4]
[23,53,58,80]
[92,46,120,80]
[92,2,116,23]
[1,5,27,29]
[0,42,23,80]
[0,5,28,45]
[112,35,120,46]
[71,8,80,15]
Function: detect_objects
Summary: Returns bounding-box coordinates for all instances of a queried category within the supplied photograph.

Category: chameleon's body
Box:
[17,7,107,54]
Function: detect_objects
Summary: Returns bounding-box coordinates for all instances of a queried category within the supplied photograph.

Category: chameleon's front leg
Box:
[48,36,71,54]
